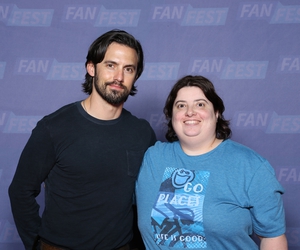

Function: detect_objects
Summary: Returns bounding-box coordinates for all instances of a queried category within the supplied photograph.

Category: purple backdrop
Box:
[0,0,299,249]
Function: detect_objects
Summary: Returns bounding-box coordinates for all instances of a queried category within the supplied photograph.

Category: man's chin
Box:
[106,94,129,106]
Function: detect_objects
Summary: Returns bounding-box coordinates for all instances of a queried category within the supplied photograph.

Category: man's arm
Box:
[258,234,288,250]
[8,120,56,249]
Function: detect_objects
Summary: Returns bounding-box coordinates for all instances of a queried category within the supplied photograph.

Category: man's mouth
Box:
[107,82,124,90]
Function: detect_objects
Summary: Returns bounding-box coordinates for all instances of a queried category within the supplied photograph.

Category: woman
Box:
[136,75,287,249]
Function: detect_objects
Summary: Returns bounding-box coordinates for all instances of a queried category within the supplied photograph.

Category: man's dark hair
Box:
[163,75,232,142]
[82,29,144,95]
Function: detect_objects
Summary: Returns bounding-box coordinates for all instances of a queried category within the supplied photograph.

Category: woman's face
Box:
[172,86,218,143]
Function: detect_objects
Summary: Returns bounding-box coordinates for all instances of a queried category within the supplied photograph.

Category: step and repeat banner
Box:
[0,0,299,249]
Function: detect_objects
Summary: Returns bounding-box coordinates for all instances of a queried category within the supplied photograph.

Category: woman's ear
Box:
[86,62,95,77]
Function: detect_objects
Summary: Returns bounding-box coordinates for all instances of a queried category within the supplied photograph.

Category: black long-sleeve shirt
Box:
[9,101,156,250]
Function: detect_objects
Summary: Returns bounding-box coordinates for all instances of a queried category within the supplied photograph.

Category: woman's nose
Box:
[186,107,195,116]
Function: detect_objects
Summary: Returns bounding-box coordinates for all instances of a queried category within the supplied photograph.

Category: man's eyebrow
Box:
[103,60,117,64]
[103,60,136,69]
[125,64,136,69]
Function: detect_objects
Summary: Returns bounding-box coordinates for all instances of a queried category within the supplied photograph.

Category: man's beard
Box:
[94,77,131,105]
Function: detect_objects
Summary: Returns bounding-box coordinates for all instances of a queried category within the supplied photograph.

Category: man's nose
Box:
[114,68,124,82]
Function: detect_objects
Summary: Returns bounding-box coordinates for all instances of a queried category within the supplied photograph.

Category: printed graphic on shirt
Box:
[151,167,210,248]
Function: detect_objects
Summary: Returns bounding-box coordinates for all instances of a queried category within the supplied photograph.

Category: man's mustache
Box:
[105,81,125,89]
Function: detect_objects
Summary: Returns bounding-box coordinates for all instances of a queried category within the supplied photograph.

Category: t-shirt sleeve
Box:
[248,160,286,237]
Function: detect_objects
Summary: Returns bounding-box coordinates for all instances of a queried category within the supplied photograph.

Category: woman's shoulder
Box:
[147,140,169,151]
[223,139,267,163]
[224,139,259,153]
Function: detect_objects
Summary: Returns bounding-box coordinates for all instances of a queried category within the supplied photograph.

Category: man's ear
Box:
[86,62,95,77]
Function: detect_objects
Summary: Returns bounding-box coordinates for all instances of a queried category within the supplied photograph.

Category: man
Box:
[9,29,156,250]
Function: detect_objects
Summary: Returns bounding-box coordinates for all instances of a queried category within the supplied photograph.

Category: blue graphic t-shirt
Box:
[136,140,285,250]
[152,167,209,248]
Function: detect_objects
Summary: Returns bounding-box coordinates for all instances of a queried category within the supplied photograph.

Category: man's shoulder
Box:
[36,102,79,129]
[43,102,78,120]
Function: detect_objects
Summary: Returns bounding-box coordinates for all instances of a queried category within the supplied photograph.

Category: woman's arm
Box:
[258,234,288,250]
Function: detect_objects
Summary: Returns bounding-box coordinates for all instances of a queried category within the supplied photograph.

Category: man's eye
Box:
[125,67,134,73]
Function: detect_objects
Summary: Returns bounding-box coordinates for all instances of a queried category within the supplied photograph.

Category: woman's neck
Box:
[180,137,223,156]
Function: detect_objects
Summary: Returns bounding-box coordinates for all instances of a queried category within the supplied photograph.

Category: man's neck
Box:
[82,95,123,120]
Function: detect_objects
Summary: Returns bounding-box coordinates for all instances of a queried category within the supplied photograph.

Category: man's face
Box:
[90,42,138,105]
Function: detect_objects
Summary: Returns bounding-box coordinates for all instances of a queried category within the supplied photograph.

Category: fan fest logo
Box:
[189,58,268,79]
[277,167,300,183]
[189,56,300,78]
[14,58,85,80]
[237,2,300,23]
[232,111,300,134]
[0,111,41,134]
[0,4,53,26]
[62,5,140,26]
[150,4,228,26]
